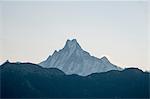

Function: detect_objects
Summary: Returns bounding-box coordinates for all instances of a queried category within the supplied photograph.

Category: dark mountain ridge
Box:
[1,62,149,98]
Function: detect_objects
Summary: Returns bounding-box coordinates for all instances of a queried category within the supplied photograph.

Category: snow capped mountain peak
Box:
[64,39,81,50]
[39,39,122,76]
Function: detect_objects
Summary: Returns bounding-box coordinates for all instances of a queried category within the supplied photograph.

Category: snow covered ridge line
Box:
[39,39,122,76]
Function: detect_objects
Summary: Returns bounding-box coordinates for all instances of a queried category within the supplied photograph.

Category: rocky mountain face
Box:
[39,39,121,76]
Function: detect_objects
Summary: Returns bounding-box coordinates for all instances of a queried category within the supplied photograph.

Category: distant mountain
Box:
[1,62,149,98]
[39,39,121,76]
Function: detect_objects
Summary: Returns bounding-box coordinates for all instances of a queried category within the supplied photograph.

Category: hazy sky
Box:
[0,0,149,71]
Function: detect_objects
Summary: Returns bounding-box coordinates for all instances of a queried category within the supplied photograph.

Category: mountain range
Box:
[1,62,149,98]
[1,39,149,98]
[39,39,122,76]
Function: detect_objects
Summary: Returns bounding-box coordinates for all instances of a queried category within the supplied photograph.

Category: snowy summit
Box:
[39,39,122,76]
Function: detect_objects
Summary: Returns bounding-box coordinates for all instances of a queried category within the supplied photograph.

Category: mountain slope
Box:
[39,39,121,76]
[1,62,149,98]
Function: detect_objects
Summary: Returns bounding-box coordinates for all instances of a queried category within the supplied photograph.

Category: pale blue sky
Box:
[0,0,149,71]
